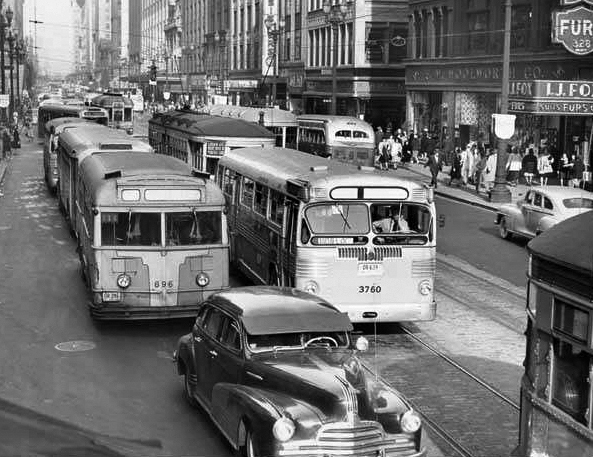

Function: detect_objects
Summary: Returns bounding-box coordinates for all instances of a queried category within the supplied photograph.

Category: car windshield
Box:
[304,203,369,234]
[246,331,350,352]
[563,198,593,209]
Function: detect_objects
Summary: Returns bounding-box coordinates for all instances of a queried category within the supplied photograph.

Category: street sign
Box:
[163,91,170,100]
[552,5,593,55]
[492,114,516,139]
[0,94,8,108]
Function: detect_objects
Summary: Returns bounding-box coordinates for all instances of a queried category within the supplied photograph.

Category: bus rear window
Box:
[166,211,222,246]
[353,131,369,138]
[304,203,369,234]
[335,130,351,138]
[101,212,161,246]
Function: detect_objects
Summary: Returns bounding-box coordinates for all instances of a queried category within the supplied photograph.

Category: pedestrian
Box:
[424,149,443,188]
[559,152,573,186]
[483,149,498,196]
[388,135,401,169]
[571,153,585,188]
[521,148,538,186]
[537,148,554,186]
[419,128,430,162]
[505,147,522,186]
[377,137,391,170]
[11,124,20,149]
[410,132,420,164]
[375,126,383,152]
[449,147,463,186]
[460,143,474,185]
[474,151,487,194]
[2,126,12,158]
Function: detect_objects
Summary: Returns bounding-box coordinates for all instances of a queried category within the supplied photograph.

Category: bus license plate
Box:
[102,291,121,302]
[358,262,383,276]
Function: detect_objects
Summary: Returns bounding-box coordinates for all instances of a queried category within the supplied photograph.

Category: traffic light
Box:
[149,61,157,82]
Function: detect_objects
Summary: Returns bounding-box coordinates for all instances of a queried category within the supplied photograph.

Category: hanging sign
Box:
[492,114,516,140]
[552,5,593,55]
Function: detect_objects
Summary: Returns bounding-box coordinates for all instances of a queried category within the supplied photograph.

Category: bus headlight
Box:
[273,417,296,442]
[418,280,431,295]
[196,272,210,287]
[400,410,422,433]
[117,273,131,289]
[303,281,319,295]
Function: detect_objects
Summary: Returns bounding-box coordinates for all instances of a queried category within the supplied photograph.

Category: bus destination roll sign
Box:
[552,5,593,55]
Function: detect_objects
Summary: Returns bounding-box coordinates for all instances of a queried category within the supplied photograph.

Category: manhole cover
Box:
[55,340,96,352]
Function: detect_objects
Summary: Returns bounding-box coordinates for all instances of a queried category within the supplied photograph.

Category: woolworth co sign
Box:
[552,5,593,55]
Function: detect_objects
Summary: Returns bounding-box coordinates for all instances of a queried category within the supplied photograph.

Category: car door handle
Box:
[209,350,218,357]
[193,335,202,342]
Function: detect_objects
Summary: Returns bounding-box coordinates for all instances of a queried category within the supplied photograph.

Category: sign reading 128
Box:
[552,5,593,55]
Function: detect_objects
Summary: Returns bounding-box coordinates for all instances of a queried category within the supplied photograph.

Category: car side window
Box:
[524,191,532,204]
[220,320,242,351]
[202,308,224,340]
[533,193,542,207]
[544,197,553,210]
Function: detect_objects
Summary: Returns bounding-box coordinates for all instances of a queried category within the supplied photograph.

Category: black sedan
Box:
[174,286,425,457]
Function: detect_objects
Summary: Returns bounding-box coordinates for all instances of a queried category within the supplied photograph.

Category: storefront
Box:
[227,79,260,107]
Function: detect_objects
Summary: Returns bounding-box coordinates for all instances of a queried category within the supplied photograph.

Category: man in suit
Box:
[424,149,443,188]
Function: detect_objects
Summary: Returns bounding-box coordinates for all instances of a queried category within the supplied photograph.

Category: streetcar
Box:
[148,109,275,175]
[296,114,376,167]
[42,118,97,193]
[90,92,134,133]
[518,211,593,456]
[37,103,109,143]
[204,104,298,148]
[56,125,153,232]
[76,151,229,319]
[217,146,436,323]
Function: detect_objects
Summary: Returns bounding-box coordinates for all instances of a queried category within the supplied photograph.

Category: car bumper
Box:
[88,301,201,320]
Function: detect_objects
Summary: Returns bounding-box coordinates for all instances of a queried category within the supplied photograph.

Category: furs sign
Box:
[552,5,593,55]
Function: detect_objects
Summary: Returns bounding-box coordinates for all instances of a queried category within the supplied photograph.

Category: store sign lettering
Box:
[560,0,593,6]
[552,6,593,55]
[542,81,593,98]
[510,100,593,115]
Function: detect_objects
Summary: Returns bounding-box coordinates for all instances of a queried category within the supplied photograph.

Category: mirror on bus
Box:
[438,214,446,228]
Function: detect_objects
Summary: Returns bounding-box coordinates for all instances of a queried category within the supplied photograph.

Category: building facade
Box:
[406,0,593,168]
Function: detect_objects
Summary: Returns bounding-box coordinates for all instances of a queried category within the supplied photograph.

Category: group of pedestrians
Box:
[444,143,498,195]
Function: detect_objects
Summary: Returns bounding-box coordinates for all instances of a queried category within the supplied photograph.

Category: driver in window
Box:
[373,206,410,233]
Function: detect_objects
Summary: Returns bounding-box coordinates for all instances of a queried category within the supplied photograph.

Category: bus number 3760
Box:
[358,285,381,293]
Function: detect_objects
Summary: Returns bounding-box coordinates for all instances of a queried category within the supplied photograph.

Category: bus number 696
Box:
[358,285,381,293]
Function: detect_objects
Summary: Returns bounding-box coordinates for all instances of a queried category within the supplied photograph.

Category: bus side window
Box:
[254,183,269,217]
[241,177,255,208]
[300,219,311,244]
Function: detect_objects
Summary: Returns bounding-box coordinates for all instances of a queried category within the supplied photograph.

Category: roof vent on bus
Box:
[104,170,122,180]
[310,165,328,172]
[99,143,133,150]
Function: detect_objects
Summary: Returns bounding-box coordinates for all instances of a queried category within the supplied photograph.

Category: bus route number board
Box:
[358,262,383,276]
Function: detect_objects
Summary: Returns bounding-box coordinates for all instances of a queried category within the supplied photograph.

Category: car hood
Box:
[248,349,410,422]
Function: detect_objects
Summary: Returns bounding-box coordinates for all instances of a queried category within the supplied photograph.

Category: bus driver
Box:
[372,205,410,233]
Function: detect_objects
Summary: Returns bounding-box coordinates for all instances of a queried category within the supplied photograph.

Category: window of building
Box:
[309,30,314,65]
[295,34,301,61]
[366,23,385,64]
[511,4,532,50]
[467,0,489,53]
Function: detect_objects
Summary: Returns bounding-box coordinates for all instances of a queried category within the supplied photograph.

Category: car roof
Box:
[528,186,593,200]
[209,286,353,335]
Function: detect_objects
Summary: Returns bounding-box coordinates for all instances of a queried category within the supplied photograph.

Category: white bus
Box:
[217,146,437,323]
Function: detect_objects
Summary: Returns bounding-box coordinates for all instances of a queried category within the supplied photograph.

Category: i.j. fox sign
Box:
[552,4,593,55]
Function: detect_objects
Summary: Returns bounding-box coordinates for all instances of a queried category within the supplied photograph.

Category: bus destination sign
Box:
[552,5,593,55]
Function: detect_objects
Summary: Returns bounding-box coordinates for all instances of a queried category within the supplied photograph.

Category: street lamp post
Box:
[214,31,227,103]
[14,36,24,111]
[323,0,348,115]
[0,2,13,98]
[264,15,284,108]
[490,0,513,203]
[7,30,14,121]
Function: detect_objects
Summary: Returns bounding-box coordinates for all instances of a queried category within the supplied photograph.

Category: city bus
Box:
[518,211,593,457]
[296,114,375,167]
[75,151,229,319]
[43,118,98,193]
[148,109,275,175]
[37,103,109,143]
[217,146,436,323]
[56,125,153,232]
[203,104,298,148]
[90,92,134,133]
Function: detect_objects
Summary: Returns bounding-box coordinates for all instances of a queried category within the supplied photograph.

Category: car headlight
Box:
[273,417,296,442]
[117,273,131,289]
[303,280,319,294]
[400,410,422,433]
[418,280,431,295]
[196,272,210,287]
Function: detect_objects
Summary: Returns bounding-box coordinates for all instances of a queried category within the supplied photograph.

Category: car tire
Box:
[183,373,197,407]
[499,217,512,240]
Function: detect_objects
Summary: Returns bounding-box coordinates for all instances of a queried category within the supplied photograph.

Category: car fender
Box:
[211,383,326,453]
[497,205,520,230]
[174,334,195,375]
[537,215,559,234]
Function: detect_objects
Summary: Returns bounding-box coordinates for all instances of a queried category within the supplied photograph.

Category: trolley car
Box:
[148,109,275,175]
[90,92,134,133]
[37,103,109,143]
[518,211,593,456]
[43,118,97,193]
[56,125,153,231]
[76,151,229,319]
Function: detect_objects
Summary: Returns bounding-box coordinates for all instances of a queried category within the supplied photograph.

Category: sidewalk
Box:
[0,156,9,187]
[388,161,528,211]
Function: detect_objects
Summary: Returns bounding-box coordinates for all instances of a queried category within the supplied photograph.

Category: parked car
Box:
[174,286,425,457]
[495,186,593,240]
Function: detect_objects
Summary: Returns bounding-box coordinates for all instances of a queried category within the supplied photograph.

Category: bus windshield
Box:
[304,203,369,234]
[165,211,222,246]
[101,212,161,246]
[371,203,432,245]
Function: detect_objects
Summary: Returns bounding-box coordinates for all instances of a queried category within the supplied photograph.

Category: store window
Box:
[467,0,489,53]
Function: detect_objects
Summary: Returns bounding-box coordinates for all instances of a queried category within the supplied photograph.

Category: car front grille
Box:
[279,421,418,457]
